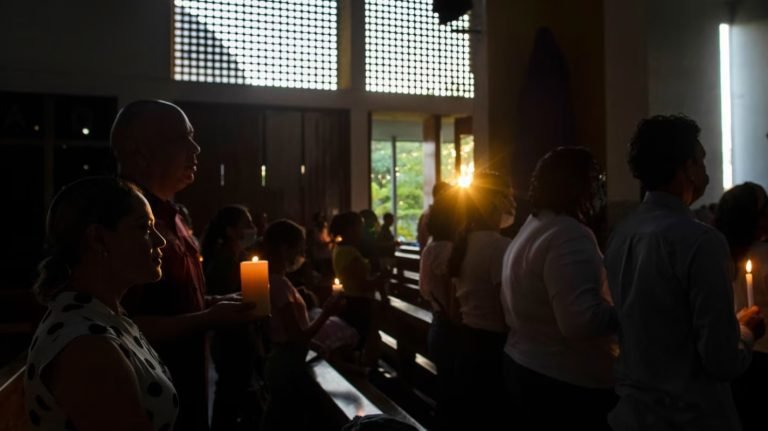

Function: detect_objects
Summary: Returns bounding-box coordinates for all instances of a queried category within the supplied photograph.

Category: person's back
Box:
[504,212,616,387]
[604,115,764,431]
[607,193,741,395]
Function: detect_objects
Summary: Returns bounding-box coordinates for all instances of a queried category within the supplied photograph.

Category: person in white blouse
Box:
[715,182,768,431]
[501,147,618,430]
[448,171,514,430]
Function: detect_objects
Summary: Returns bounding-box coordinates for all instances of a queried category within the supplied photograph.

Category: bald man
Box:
[112,100,257,431]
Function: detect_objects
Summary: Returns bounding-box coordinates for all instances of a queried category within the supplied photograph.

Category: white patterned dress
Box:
[25,291,178,431]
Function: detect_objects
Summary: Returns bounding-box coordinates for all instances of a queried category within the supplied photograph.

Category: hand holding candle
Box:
[747,259,754,308]
[241,256,270,316]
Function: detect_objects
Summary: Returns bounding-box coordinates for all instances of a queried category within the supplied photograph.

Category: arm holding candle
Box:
[688,232,763,380]
[132,301,261,342]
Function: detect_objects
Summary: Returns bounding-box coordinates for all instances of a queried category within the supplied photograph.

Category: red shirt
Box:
[123,190,209,431]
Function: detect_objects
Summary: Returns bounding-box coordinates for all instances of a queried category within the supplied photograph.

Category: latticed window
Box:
[365,0,473,98]
[173,0,338,90]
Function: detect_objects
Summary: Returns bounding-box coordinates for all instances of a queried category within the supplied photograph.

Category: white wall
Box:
[732,1,768,189]
[646,0,730,206]
[0,0,472,210]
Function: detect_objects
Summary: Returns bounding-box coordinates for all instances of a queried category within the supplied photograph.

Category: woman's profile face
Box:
[101,193,166,286]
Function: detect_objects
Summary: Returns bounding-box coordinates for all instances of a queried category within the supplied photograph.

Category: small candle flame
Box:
[334,278,340,285]
[334,235,343,243]
[747,259,753,274]
[252,256,259,262]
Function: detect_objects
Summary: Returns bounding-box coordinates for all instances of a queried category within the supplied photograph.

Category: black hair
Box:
[262,219,306,266]
[628,115,702,190]
[200,205,250,269]
[715,182,767,269]
[529,147,599,219]
[359,209,379,228]
[329,211,363,239]
[427,188,464,242]
[34,177,143,303]
[433,181,451,199]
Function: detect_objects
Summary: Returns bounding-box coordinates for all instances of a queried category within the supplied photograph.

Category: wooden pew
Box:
[306,351,426,431]
[366,246,445,427]
[0,355,27,431]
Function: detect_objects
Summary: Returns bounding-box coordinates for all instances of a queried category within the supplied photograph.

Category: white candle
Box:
[332,277,344,294]
[241,256,270,316]
[746,259,754,308]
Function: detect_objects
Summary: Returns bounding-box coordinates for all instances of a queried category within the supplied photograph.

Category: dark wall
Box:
[175,101,351,234]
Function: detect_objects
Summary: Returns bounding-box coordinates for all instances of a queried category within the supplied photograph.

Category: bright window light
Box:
[174,0,338,90]
[720,23,733,190]
[365,0,473,98]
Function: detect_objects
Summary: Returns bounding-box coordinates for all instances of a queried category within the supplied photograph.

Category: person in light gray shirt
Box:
[501,147,618,430]
[605,115,766,431]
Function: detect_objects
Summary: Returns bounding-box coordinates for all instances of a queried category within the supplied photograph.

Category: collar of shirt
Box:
[643,191,693,215]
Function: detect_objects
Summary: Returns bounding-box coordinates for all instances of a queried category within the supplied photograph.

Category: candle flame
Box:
[334,235,343,243]
[252,256,259,262]
[334,278,340,285]
[747,259,753,274]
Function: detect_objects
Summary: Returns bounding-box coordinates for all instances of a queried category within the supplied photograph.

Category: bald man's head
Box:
[111,100,200,199]
[111,100,182,158]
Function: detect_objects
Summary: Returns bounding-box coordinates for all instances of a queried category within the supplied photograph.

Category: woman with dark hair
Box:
[26,177,174,431]
[715,182,768,431]
[448,171,514,430]
[199,205,261,431]
[501,147,617,429]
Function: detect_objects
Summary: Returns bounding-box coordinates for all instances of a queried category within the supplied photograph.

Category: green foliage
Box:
[370,140,423,241]
[370,136,474,242]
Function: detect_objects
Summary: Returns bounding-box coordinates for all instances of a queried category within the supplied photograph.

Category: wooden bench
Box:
[0,355,27,431]
[306,351,426,431]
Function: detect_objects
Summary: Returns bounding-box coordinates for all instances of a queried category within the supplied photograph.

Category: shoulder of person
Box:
[269,274,294,290]
[547,215,596,244]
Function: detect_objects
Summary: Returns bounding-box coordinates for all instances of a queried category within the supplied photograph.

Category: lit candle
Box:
[746,259,754,308]
[332,277,344,294]
[334,235,343,244]
[240,256,270,316]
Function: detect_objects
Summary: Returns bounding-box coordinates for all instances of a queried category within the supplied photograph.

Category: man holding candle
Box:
[604,115,766,430]
[111,100,261,431]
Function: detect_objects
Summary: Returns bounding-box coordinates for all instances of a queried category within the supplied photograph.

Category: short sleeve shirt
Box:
[25,291,178,431]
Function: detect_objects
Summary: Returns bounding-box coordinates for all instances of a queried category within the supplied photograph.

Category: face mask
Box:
[287,255,305,273]
[239,229,258,249]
